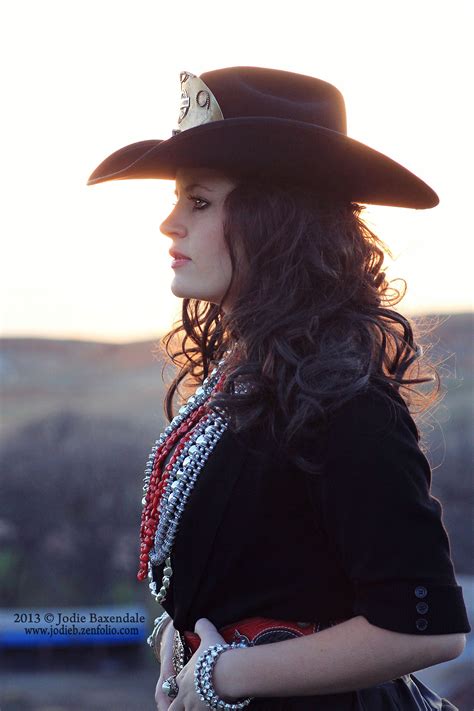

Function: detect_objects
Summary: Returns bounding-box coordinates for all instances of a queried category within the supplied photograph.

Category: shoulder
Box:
[267,380,423,474]
[325,380,420,451]
[304,380,433,492]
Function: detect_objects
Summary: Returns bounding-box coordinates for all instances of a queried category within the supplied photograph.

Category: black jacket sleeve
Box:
[306,386,471,635]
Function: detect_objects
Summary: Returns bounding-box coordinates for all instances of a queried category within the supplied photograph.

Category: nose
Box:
[160,206,186,240]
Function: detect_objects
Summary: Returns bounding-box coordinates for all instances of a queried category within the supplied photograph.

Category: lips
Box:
[169,248,191,260]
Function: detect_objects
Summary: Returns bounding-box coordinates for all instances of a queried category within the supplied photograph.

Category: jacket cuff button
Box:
[416,601,429,615]
[416,618,428,631]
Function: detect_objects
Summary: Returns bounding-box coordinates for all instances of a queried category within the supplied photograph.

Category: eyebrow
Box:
[173,182,215,196]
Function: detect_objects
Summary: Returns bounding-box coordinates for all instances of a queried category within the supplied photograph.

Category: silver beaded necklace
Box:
[143,359,229,604]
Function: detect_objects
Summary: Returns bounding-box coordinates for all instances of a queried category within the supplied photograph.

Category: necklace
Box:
[138,358,229,603]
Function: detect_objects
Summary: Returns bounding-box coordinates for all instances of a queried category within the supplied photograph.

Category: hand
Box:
[155,619,177,710]
[168,617,237,711]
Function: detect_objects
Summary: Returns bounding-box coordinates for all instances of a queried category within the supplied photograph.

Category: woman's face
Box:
[160,167,238,309]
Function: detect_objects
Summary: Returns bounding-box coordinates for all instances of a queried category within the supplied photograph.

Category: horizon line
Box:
[1,310,472,346]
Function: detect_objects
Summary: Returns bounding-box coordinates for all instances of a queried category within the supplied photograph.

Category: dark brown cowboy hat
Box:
[87,66,438,209]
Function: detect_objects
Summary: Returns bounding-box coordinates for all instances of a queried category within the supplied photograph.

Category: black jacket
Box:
[153,383,470,639]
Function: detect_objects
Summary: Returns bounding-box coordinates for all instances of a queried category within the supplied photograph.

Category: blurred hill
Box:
[0,337,168,609]
[0,337,169,443]
[0,313,472,612]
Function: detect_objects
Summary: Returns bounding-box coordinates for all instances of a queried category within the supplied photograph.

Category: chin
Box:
[170,277,193,299]
[170,282,219,303]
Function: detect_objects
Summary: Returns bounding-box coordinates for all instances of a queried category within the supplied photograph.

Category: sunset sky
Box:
[1,0,472,342]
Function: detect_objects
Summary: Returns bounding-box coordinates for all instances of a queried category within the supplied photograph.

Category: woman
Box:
[88,67,470,710]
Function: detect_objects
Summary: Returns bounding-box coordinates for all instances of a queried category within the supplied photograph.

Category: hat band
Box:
[172,70,224,136]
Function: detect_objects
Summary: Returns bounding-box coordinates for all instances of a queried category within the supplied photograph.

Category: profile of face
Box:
[160,167,238,310]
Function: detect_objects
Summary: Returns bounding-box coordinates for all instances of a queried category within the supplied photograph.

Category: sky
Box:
[1,0,473,342]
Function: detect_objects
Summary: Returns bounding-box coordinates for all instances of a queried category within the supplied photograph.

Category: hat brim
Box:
[87,117,438,209]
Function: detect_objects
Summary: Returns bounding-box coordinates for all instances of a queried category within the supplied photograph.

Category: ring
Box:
[162,674,179,699]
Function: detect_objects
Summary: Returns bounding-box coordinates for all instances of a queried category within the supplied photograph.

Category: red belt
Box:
[183,616,327,656]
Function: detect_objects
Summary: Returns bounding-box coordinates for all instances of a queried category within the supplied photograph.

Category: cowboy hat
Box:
[87,66,438,209]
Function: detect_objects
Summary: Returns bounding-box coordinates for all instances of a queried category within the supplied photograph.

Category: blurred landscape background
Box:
[0,313,472,709]
[2,0,473,707]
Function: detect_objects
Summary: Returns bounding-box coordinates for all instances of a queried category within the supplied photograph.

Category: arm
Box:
[215,390,469,700]
[155,618,176,710]
[214,614,465,699]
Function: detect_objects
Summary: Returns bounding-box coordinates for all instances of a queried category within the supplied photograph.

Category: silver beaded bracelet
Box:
[147,610,172,662]
[194,640,254,710]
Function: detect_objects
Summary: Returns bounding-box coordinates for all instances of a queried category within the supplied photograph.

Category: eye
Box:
[188,195,209,210]
[171,195,209,210]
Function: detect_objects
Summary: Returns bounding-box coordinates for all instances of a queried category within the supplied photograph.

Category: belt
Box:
[172,616,344,674]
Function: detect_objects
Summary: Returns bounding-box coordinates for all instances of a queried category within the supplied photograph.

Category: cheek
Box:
[214,241,233,287]
[200,226,232,274]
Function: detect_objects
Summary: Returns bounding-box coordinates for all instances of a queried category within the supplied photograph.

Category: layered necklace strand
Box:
[137,358,229,604]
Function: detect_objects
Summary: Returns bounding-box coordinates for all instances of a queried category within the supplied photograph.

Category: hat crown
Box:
[200,66,347,135]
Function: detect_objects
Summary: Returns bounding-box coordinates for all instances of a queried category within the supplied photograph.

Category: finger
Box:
[194,617,220,637]
[155,679,172,710]
[155,693,172,711]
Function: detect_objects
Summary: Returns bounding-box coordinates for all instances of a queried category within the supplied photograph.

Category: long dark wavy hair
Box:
[159,177,440,473]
